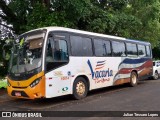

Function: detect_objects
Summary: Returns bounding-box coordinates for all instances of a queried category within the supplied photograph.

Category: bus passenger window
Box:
[138,45,146,57]
[54,40,68,61]
[146,46,151,57]
[94,39,111,56]
[46,37,69,72]
[46,38,54,63]
[70,36,93,56]
[112,41,126,57]
[126,43,138,57]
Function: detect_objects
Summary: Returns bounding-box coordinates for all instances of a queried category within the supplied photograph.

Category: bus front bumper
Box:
[7,77,45,99]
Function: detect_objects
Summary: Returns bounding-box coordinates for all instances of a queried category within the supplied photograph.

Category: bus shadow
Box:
[140,78,160,82]
[14,83,148,110]
[9,80,152,111]
[0,88,7,95]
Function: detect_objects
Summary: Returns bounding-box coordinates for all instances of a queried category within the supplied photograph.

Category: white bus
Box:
[7,27,153,99]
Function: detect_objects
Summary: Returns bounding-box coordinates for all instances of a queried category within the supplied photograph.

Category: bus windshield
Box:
[8,31,45,80]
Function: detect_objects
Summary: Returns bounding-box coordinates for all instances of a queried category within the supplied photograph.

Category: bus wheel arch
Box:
[72,75,90,100]
[129,70,138,87]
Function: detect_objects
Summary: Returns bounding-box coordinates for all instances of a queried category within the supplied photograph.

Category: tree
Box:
[1,0,160,76]
[126,0,160,47]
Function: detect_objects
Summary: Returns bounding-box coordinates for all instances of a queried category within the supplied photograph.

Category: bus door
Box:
[45,32,70,98]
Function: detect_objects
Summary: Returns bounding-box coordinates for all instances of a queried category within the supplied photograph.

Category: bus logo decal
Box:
[87,60,113,80]
[95,60,106,70]
[54,71,63,77]
[17,82,20,87]
[62,87,68,92]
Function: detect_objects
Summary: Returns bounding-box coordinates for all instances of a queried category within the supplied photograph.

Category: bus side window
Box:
[126,42,138,57]
[46,36,69,72]
[70,35,93,56]
[94,39,111,56]
[112,41,126,57]
[46,37,54,63]
[138,45,146,57]
[54,40,68,61]
[146,45,151,57]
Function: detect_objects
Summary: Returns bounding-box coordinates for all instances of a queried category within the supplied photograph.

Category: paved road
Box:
[0,79,160,120]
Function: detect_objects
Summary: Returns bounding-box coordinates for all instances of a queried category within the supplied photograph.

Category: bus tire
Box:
[73,77,88,100]
[153,71,159,80]
[129,72,138,87]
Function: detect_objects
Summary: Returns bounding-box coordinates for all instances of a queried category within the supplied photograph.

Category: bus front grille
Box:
[12,86,28,89]
[11,90,29,97]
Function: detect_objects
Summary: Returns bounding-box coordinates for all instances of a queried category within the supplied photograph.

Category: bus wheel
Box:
[73,77,88,100]
[153,71,159,80]
[129,72,138,87]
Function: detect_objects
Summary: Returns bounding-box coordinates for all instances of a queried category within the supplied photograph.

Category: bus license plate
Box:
[15,92,21,97]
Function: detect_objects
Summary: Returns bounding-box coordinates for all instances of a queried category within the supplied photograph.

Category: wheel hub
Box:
[76,81,85,95]
[132,74,137,84]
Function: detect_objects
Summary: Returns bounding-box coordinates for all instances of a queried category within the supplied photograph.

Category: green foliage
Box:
[1,0,160,76]
[0,80,7,89]
[2,0,160,48]
[26,3,55,30]
[152,45,160,59]
[126,0,160,47]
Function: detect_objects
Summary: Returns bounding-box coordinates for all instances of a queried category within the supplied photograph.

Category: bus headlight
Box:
[30,78,41,88]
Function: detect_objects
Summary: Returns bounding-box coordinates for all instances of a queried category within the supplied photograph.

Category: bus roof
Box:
[23,26,151,45]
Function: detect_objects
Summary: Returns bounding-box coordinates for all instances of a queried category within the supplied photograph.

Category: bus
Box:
[6,27,153,99]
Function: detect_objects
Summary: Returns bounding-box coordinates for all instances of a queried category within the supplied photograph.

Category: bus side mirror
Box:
[3,44,11,60]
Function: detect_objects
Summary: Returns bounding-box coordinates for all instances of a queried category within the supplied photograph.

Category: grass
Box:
[0,77,7,88]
